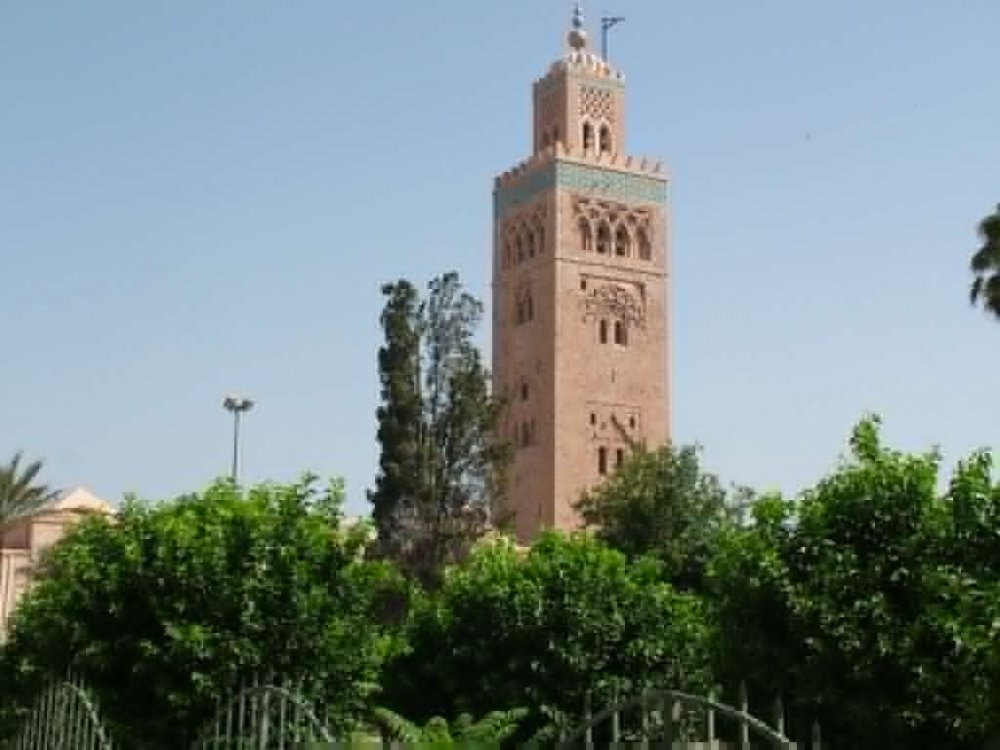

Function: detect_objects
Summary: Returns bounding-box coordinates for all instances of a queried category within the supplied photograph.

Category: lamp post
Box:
[222,394,254,484]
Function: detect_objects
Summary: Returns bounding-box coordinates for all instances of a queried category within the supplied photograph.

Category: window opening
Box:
[521,382,529,401]
[582,122,594,151]
[599,125,612,154]
[599,319,609,344]
[598,447,608,475]
[614,321,628,346]
[590,413,597,426]
[596,223,611,255]
[615,226,631,257]
[616,448,625,467]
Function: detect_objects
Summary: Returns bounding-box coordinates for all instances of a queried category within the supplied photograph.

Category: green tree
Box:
[0,477,401,748]
[0,452,59,528]
[575,444,737,591]
[709,418,1000,748]
[384,534,713,740]
[970,203,1000,318]
[369,272,509,586]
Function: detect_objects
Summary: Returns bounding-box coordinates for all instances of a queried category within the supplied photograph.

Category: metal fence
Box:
[193,674,337,748]
[559,683,823,749]
[6,676,115,750]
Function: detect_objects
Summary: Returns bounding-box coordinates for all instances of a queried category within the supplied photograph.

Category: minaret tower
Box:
[493,4,670,541]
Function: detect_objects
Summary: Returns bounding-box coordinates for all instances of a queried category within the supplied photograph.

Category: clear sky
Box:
[2,1,998,515]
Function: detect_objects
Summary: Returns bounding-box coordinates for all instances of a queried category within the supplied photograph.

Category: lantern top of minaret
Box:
[568,2,588,50]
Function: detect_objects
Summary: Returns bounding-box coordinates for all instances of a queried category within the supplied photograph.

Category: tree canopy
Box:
[970,203,1000,318]
[369,272,508,586]
[383,533,713,741]
[709,417,1000,748]
[0,477,401,748]
[575,443,738,591]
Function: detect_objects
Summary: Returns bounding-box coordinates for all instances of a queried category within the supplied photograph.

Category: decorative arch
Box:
[599,123,612,154]
[578,219,593,253]
[582,121,595,152]
[615,225,631,257]
[596,222,612,255]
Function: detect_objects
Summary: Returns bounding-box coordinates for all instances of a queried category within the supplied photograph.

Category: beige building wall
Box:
[494,20,670,542]
[0,488,112,640]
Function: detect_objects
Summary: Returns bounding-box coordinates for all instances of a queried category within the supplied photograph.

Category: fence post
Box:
[707,689,717,749]
[739,682,750,750]
[610,688,620,745]
[662,696,673,749]
[774,695,785,736]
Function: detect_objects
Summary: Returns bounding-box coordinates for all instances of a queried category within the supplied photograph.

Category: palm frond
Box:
[0,451,60,527]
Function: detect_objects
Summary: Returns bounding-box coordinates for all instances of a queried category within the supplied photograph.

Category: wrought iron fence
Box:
[6,676,115,750]
[193,674,337,748]
[559,683,824,749]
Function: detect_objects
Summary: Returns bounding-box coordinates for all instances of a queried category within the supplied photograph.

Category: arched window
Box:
[582,122,594,152]
[579,219,593,253]
[599,319,609,344]
[638,228,652,261]
[521,381,530,401]
[614,320,628,346]
[527,229,536,259]
[599,124,612,154]
[616,448,625,467]
[615,225,631,257]
[596,223,611,255]
[598,446,608,475]
[516,236,524,264]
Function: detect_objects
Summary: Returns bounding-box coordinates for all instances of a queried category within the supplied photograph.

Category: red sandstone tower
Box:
[493,5,670,542]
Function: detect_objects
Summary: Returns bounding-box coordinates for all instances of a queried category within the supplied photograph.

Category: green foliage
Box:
[709,417,1000,748]
[0,451,59,527]
[970,203,1000,318]
[0,477,402,748]
[576,443,737,591]
[370,272,509,586]
[384,533,713,739]
[370,706,527,746]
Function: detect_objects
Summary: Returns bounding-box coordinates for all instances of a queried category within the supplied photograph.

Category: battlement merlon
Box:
[494,152,668,219]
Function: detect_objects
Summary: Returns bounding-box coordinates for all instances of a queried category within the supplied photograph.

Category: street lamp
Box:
[222,394,254,484]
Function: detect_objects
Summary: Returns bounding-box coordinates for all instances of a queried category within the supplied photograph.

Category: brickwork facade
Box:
[493,13,670,542]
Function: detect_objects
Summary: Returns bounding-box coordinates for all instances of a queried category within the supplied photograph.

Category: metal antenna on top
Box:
[601,14,625,61]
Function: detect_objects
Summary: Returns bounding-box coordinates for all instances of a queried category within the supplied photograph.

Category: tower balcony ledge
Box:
[560,148,666,178]
[496,144,666,190]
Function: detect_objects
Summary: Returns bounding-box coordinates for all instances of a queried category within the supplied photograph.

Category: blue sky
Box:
[2,1,997,515]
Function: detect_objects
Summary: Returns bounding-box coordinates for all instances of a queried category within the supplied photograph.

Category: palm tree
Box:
[0,452,60,528]
[970,203,1000,319]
